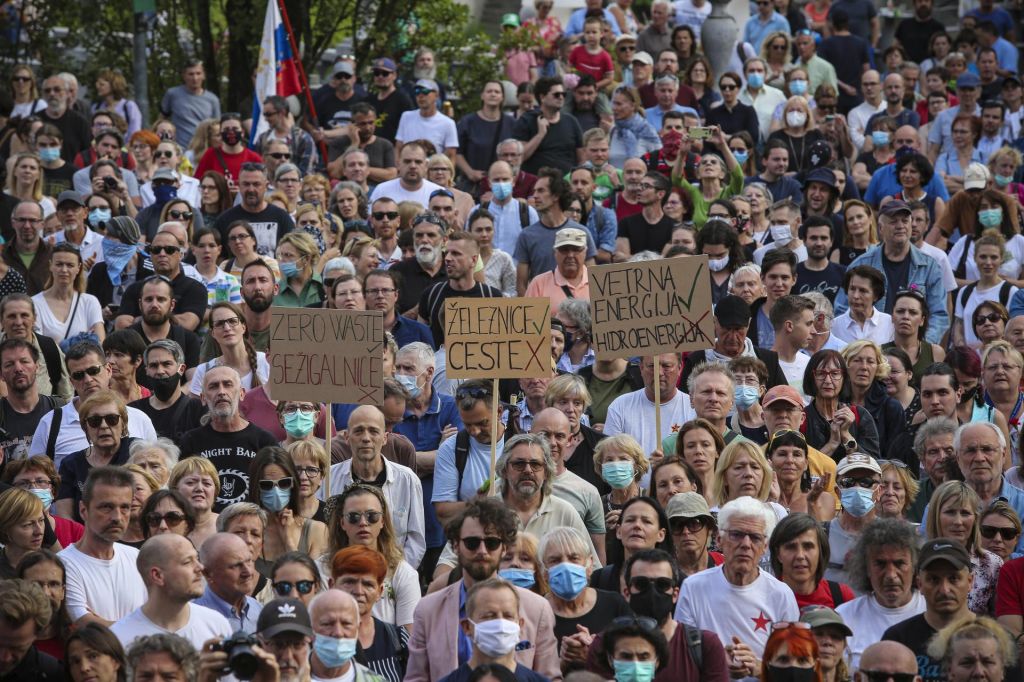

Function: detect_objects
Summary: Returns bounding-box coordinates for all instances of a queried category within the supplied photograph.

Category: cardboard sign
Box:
[268,307,385,404]
[444,297,552,379]
[588,255,714,360]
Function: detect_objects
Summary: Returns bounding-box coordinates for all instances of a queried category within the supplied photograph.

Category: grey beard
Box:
[211,404,238,420]
[414,65,437,80]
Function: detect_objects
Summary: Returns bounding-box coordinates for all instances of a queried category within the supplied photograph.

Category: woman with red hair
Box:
[760,622,822,682]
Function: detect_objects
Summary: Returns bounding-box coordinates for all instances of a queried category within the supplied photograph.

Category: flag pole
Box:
[275,0,330,168]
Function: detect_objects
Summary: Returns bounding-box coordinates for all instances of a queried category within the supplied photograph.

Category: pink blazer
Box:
[406,580,563,682]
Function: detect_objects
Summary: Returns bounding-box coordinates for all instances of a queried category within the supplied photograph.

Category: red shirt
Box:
[604,191,643,222]
[53,515,84,548]
[996,557,1024,617]
[569,45,614,80]
[194,146,263,187]
[794,578,856,610]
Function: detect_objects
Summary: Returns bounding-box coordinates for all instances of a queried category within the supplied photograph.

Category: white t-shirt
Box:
[190,353,271,395]
[754,242,808,265]
[59,542,147,622]
[313,668,355,682]
[604,389,697,487]
[370,560,420,628]
[954,280,1019,347]
[673,0,712,37]
[369,178,446,207]
[110,604,232,650]
[32,292,103,345]
[947,235,1023,282]
[777,353,810,396]
[917,240,957,292]
[836,592,926,669]
[675,565,800,658]
[394,110,459,152]
[29,402,158,469]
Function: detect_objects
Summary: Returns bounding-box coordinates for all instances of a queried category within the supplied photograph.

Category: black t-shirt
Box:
[881,251,912,313]
[118,272,209,329]
[213,204,295,258]
[418,281,504,348]
[795,261,847,303]
[389,258,447,315]
[512,111,584,174]
[457,112,516,174]
[178,422,278,511]
[617,212,676,256]
[367,89,415,144]
[41,108,91,161]
[57,438,134,522]
[0,395,61,467]
[818,35,872,98]
[130,393,207,444]
[43,163,77,198]
[552,589,632,646]
[894,17,946,63]
[128,322,203,384]
[882,614,941,682]
[317,92,364,131]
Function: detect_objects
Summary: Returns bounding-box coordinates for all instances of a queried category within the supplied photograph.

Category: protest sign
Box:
[589,255,714,360]
[268,307,385,404]
[444,297,552,380]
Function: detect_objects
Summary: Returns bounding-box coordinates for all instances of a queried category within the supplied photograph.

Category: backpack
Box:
[826,580,849,608]
[481,199,530,228]
[37,335,64,394]
[453,408,519,497]
[682,623,704,669]
[957,280,1014,313]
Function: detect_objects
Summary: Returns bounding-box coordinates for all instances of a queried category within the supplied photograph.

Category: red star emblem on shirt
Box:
[752,610,771,632]
[671,423,681,433]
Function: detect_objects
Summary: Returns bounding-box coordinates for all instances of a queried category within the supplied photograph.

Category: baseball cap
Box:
[879,199,912,217]
[1003,75,1022,87]
[615,33,637,46]
[632,51,654,66]
[373,58,397,72]
[666,492,713,521]
[964,162,990,190]
[554,227,587,250]
[56,190,85,208]
[415,79,439,92]
[152,167,178,183]
[715,295,751,328]
[502,13,520,28]
[919,538,971,571]
[332,61,355,77]
[956,72,981,89]
[836,453,882,476]
[256,598,313,639]
[762,385,803,409]
[799,606,853,637]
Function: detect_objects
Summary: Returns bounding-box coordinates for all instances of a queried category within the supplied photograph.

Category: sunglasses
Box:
[273,580,316,596]
[860,673,916,682]
[169,210,193,220]
[11,76,32,82]
[85,414,121,428]
[549,91,567,98]
[345,510,383,524]
[71,365,104,382]
[670,517,708,534]
[975,312,1004,325]
[149,245,181,256]
[337,73,354,80]
[461,535,503,551]
[372,69,393,78]
[980,525,1019,540]
[268,153,290,160]
[146,511,186,528]
[628,576,675,593]
[414,87,434,96]
[720,83,738,91]
[154,150,175,159]
[258,478,293,491]
[838,476,880,489]
[372,211,399,221]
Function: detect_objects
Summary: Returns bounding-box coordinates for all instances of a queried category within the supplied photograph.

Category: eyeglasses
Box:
[628,576,675,592]
[228,232,252,242]
[273,580,316,596]
[980,524,1019,540]
[153,150,175,159]
[461,535,503,551]
[549,91,566,98]
[859,673,917,682]
[838,476,880,489]
[618,45,636,52]
[984,362,1019,373]
[366,287,395,297]
[509,460,545,472]
[337,73,354,80]
[282,405,318,416]
[13,217,43,225]
[670,517,708,534]
[70,365,104,382]
[372,69,393,78]
[345,510,383,524]
[720,83,738,91]
[15,478,52,489]
[149,245,182,256]
[146,511,186,528]
[212,317,242,330]
[372,211,399,221]
[638,182,657,190]
[268,153,290,160]
[258,478,293,491]
[723,529,766,544]
[85,413,121,428]
[814,369,843,381]
[296,466,321,479]
[169,210,193,220]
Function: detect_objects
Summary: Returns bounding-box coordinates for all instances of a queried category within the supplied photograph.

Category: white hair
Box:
[728,263,761,290]
[629,250,662,262]
[954,421,1006,452]
[396,341,435,369]
[322,257,355,277]
[718,495,777,538]
[801,291,834,325]
[128,438,180,469]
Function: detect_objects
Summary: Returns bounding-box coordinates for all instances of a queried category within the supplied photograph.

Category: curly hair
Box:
[846,517,919,594]
[445,497,519,551]
[126,633,199,682]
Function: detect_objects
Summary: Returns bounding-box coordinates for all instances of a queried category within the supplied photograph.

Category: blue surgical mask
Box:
[313,634,357,668]
[30,488,53,508]
[734,385,760,410]
[840,486,875,517]
[995,174,1013,187]
[492,181,513,201]
[601,461,635,489]
[38,147,60,163]
[547,562,588,600]
[89,208,111,228]
[395,373,421,399]
[279,260,299,279]
[102,238,139,286]
[284,410,316,438]
[613,660,657,682]
[871,131,891,147]
[979,208,1003,228]
[732,150,749,165]
[498,568,536,589]
[747,72,764,89]
[152,184,177,205]
[261,487,290,513]
[790,79,808,95]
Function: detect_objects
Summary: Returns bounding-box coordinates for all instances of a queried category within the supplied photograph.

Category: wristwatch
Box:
[843,438,858,453]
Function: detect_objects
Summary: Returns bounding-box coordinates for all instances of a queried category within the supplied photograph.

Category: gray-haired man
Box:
[130,339,207,443]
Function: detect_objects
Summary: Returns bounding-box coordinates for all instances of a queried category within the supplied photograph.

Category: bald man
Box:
[325,404,425,568]
[856,641,922,682]
[111,534,232,650]
[194,532,263,633]
[531,407,606,564]
[309,590,385,681]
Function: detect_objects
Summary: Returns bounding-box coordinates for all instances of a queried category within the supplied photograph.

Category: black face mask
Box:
[221,129,242,146]
[150,373,182,402]
[960,385,978,405]
[629,586,675,624]
[766,666,816,682]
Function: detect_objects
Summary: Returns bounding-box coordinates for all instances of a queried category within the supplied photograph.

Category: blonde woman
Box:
[593,434,650,543]
[185,118,220,168]
[121,464,160,547]
[928,616,1017,682]
[294,202,336,257]
[424,153,474,220]
[876,460,919,521]
[0,487,46,576]
[712,439,785,519]
[6,152,55,216]
[760,31,793,89]
[7,64,45,119]
[840,340,907,457]
[342,237,381,283]
[832,200,878,266]
[169,457,221,548]
[767,96,824,173]
[274,231,325,307]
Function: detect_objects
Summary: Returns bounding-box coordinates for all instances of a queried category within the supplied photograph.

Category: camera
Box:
[214,632,260,680]
[103,176,118,191]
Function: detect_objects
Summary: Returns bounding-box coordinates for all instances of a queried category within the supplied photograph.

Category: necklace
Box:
[785,133,807,170]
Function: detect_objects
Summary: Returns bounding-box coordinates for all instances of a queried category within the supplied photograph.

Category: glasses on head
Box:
[429,188,455,200]
[456,384,492,401]
[628,576,675,592]
[258,478,293,492]
[273,580,316,596]
[212,317,242,330]
[877,459,909,470]
[670,517,708,534]
[345,510,383,524]
[13,217,43,225]
[838,475,880,489]
[168,210,193,220]
[146,511,186,528]
[366,287,395,297]
[149,245,181,256]
[461,535,503,551]
[723,529,766,544]
[85,413,121,428]
[296,466,321,479]
[372,211,399,221]
[413,213,446,229]
[240,162,266,173]
[980,524,1020,540]
[768,429,806,448]
[70,365,104,382]
[611,615,659,631]
[509,459,545,472]
[859,673,917,682]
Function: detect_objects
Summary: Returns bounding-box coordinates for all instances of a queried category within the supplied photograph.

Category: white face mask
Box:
[786,110,808,128]
[470,618,521,657]
[707,255,730,272]
[770,222,792,246]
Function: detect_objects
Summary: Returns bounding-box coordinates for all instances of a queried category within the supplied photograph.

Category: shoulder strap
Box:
[955,236,973,280]
[1000,281,1013,307]
[827,580,847,608]
[517,199,529,228]
[382,620,408,669]
[683,623,703,669]
[214,148,232,181]
[455,430,471,499]
[37,336,63,392]
[959,282,978,310]
[560,285,575,299]
[63,294,82,340]
[46,406,63,461]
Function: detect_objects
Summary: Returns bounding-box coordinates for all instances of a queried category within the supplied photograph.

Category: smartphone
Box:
[825,115,835,122]
[688,126,712,140]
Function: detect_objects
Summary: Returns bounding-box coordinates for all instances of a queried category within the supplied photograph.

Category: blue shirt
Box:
[965,7,1015,37]
[193,585,262,634]
[994,38,1019,74]
[743,11,790,52]
[644,104,700,131]
[586,204,618,255]
[863,163,950,207]
[935,148,984,178]
[564,7,622,37]
[391,315,436,351]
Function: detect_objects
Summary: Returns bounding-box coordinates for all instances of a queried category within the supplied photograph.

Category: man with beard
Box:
[615,170,675,260]
[406,497,560,682]
[894,0,945,63]
[57,466,148,625]
[130,339,206,443]
[866,74,920,134]
[390,213,448,316]
[0,338,65,463]
[199,259,278,363]
[370,199,403,265]
[369,142,445,206]
[194,532,263,633]
[195,113,264,190]
[111,534,231,650]
[419,231,502,348]
[127,276,201,378]
[254,95,317,176]
[39,75,91,161]
[212,165,295,257]
[795,217,847,304]
[5,200,54,295]
[114,231,208,332]
[177,367,276,510]
[326,102,396,182]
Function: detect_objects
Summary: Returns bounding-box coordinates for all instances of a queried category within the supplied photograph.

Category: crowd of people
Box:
[0,0,1023,681]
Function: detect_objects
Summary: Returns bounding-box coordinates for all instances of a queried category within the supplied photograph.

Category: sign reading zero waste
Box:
[444,297,552,379]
